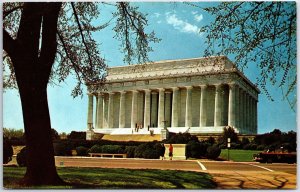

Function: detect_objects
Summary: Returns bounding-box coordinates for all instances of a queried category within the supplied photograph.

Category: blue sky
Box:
[2,2,297,134]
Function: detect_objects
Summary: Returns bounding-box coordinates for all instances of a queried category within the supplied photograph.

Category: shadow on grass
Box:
[3,167,217,189]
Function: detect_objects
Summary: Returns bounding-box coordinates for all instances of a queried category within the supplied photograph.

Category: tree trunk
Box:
[18,84,64,186]
[3,2,64,186]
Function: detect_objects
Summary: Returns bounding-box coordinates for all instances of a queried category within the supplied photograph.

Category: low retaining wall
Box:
[164,144,186,160]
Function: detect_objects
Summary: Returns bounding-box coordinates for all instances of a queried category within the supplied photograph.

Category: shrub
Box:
[154,143,165,157]
[134,143,160,159]
[143,149,160,159]
[3,139,13,164]
[134,143,152,158]
[281,143,294,152]
[256,144,266,151]
[125,146,137,158]
[67,131,86,140]
[186,141,210,158]
[243,143,258,150]
[89,144,102,153]
[206,137,216,145]
[101,145,124,154]
[17,147,27,167]
[230,142,242,149]
[241,137,250,145]
[76,146,89,156]
[53,142,72,156]
[218,143,226,149]
[206,145,221,159]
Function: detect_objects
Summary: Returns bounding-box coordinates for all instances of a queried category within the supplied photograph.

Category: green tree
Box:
[3,2,159,185]
[51,128,60,140]
[3,128,24,139]
[59,132,67,140]
[220,126,239,144]
[198,2,296,109]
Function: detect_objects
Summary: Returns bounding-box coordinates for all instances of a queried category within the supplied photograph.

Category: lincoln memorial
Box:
[86,56,259,140]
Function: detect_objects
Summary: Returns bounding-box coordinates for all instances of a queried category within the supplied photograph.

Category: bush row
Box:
[16,142,165,166]
[186,141,221,159]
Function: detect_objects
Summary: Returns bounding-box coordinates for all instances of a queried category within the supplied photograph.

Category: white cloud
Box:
[165,13,200,35]
[194,14,203,22]
[154,13,160,18]
[157,20,162,24]
[192,11,198,15]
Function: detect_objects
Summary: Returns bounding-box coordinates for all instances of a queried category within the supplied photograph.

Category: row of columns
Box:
[87,84,257,133]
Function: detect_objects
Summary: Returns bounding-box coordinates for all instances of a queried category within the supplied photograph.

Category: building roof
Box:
[104,56,260,93]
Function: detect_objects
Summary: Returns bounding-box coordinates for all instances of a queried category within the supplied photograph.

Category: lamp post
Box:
[227,138,231,161]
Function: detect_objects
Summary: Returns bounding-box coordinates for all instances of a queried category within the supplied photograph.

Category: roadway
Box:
[55,157,296,189]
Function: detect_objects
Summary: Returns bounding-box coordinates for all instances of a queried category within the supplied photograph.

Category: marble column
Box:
[171,87,179,127]
[108,92,114,128]
[251,96,255,133]
[119,91,126,128]
[102,94,108,128]
[235,87,240,128]
[131,90,138,129]
[243,91,247,133]
[228,84,236,128]
[158,88,165,128]
[200,85,207,127]
[249,96,252,133]
[246,94,250,133]
[254,99,258,133]
[95,96,98,128]
[87,93,94,130]
[185,86,193,127]
[150,92,158,127]
[240,89,245,132]
[165,91,172,127]
[214,84,222,127]
[144,89,151,128]
[96,93,103,129]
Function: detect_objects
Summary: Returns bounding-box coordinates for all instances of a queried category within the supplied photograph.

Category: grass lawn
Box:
[3,167,217,189]
[220,149,262,162]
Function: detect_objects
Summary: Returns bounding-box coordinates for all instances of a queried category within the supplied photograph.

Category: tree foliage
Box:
[220,126,238,144]
[254,129,296,151]
[199,2,296,109]
[3,2,159,96]
[3,128,24,139]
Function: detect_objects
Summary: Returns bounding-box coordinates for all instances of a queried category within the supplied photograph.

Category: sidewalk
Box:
[208,170,296,189]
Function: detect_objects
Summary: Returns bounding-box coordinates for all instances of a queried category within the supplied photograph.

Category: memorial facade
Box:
[86,56,259,140]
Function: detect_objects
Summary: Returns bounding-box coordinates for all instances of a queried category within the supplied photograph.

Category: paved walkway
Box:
[208,171,296,189]
[54,157,297,189]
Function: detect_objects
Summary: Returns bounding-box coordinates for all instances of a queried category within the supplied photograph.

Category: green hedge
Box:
[89,144,102,153]
[76,146,89,156]
[186,141,210,158]
[124,146,137,158]
[206,145,221,159]
[53,143,72,156]
[17,147,27,167]
[101,145,125,154]
[134,143,161,159]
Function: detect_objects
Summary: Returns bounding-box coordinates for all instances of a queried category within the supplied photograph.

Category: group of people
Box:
[160,144,173,160]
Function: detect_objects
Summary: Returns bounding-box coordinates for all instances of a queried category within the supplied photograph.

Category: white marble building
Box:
[86,56,259,140]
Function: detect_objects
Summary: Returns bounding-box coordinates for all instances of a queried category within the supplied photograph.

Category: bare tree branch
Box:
[119,2,145,36]
[71,2,93,68]
[57,31,84,82]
